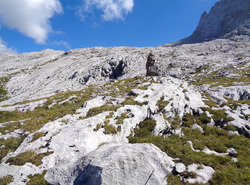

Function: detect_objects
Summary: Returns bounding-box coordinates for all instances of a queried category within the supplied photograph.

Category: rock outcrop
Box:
[164,0,250,45]
[146,53,159,76]
[70,143,174,185]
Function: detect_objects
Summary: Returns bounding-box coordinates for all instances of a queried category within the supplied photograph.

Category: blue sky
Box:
[0,0,219,53]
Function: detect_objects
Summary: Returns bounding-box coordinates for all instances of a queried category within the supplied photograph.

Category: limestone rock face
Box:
[166,0,250,45]
[73,143,175,185]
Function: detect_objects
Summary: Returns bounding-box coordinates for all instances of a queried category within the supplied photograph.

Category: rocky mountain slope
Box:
[0,0,249,184]
[167,0,250,45]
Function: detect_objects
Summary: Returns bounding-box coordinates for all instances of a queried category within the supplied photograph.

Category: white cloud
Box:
[0,37,16,54]
[81,0,134,21]
[0,0,63,44]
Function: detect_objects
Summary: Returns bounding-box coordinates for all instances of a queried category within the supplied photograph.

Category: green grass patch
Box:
[0,121,21,135]
[0,76,10,102]
[132,119,156,138]
[128,124,250,184]
[156,96,169,112]
[198,112,211,124]
[137,85,149,90]
[103,122,117,135]
[205,108,230,126]
[121,97,144,106]
[0,137,26,161]
[6,150,53,166]
[222,97,250,111]
[167,173,184,185]
[182,113,195,128]
[105,112,114,119]
[87,104,121,117]
[191,68,250,87]
[203,93,219,108]
[0,87,97,134]
[0,175,13,185]
[111,77,143,95]
[27,172,49,185]
[30,132,47,142]
[224,124,237,131]
[171,115,180,129]
[115,112,128,125]
[93,124,102,132]
[94,121,117,135]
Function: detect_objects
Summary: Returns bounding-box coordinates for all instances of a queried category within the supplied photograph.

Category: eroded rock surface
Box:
[47,143,175,185]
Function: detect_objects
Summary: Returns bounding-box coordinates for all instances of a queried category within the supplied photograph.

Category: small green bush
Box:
[198,112,211,124]
[204,108,232,126]
[224,125,237,131]
[171,115,180,129]
[133,119,156,138]
[182,113,195,127]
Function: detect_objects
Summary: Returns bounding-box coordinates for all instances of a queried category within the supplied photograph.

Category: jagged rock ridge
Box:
[164,0,250,45]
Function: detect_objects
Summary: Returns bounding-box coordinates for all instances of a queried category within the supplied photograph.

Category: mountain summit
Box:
[173,0,250,45]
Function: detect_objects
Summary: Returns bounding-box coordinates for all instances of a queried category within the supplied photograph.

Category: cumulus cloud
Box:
[81,0,134,21]
[0,37,16,54]
[0,0,63,44]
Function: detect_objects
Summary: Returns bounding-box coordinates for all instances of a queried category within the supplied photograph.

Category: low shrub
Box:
[133,119,156,138]
[198,112,211,124]
[182,113,195,127]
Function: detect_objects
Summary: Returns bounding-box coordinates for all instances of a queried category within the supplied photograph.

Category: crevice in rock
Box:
[144,168,155,185]
[109,60,127,79]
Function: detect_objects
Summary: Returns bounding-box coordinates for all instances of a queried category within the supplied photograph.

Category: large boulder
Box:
[50,143,175,185]
[74,143,175,185]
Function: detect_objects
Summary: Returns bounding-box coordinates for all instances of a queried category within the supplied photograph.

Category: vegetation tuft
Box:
[130,119,156,139]
[115,112,128,125]
[27,172,49,185]
[0,76,10,102]
[0,137,26,161]
[6,150,53,166]
[0,175,13,185]
[30,132,47,143]
[128,120,250,184]
[156,96,169,112]
[87,104,121,118]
